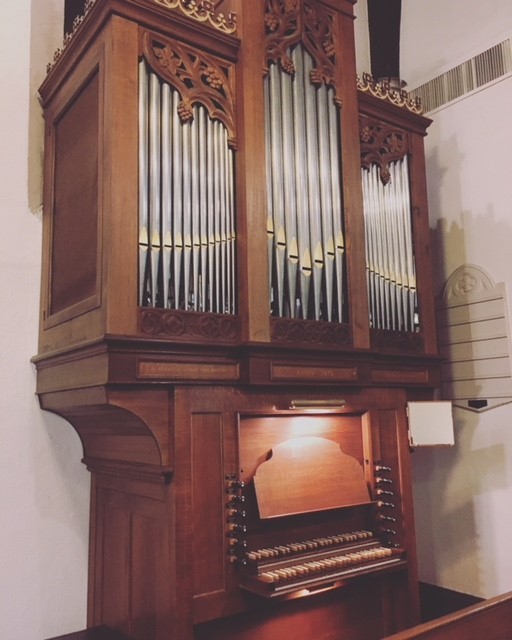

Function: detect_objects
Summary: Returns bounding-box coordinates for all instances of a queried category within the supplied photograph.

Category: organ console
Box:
[33,1,441,639]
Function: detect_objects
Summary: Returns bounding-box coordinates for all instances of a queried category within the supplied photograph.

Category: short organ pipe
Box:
[362,157,418,332]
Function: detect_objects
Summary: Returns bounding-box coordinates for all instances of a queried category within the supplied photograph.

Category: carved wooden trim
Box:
[152,0,237,34]
[139,308,241,343]
[360,116,410,184]
[48,0,99,73]
[142,29,236,147]
[271,317,351,347]
[370,328,424,354]
[357,73,423,115]
[264,0,339,101]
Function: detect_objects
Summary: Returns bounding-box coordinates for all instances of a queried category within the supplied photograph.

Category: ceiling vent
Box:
[408,38,512,113]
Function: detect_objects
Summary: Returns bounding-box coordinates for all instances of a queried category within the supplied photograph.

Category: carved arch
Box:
[142,29,237,147]
[359,116,410,185]
[264,0,339,101]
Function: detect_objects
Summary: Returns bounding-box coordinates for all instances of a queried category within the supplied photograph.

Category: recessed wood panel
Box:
[192,412,225,596]
[50,70,100,317]
[99,504,131,631]
[253,435,370,518]
[238,413,366,484]
[131,515,159,640]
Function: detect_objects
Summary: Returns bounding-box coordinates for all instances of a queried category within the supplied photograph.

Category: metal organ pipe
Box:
[291,46,312,320]
[171,88,183,310]
[138,60,149,306]
[280,55,299,319]
[138,61,236,315]
[161,83,172,310]
[268,62,286,317]
[362,157,418,332]
[265,45,346,323]
[149,71,162,308]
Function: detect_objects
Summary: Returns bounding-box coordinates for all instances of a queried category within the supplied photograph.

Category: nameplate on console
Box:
[271,363,358,382]
[137,360,240,381]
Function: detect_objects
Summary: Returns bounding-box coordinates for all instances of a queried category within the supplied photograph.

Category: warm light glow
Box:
[285,416,335,438]
[289,399,345,410]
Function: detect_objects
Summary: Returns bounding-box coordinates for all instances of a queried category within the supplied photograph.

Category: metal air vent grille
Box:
[409,39,512,113]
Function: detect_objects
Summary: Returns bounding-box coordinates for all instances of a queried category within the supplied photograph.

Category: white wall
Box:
[353,0,512,600]
[400,1,512,599]
[354,0,370,78]
[0,1,90,638]
[401,0,512,88]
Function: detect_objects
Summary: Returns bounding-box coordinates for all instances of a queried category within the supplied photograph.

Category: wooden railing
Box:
[383,591,512,639]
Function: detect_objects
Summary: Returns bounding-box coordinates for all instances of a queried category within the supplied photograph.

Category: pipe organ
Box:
[34,1,440,639]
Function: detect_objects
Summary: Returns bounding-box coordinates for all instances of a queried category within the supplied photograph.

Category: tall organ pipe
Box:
[148,72,161,308]
[265,45,346,323]
[138,61,149,306]
[291,46,312,320]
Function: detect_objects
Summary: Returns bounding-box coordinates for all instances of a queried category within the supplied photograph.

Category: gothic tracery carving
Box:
[359,118,410,184]
[140,308,240,342]
[153,0,237,34]
[142,30,236,147]
[264,0,339,99]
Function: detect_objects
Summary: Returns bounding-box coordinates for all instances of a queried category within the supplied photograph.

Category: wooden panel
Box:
[137,360,240,382]
[383,591,512,640]
[91,481,174,640]
[419,582,482,622]
[50,70,100,318]
[194,579,385,640]
[191,413,225,596]
[371,368,430,384]
[377,401,420,627]
[253,435,370,518]
[131,515,159,640]
[84,435,161,465]
[234,0,271,343]
[270,362,358,382]
[97,502,131,633]
[239,413,365,483]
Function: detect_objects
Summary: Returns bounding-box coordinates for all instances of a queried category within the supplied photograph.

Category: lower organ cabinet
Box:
[78,386,418,640]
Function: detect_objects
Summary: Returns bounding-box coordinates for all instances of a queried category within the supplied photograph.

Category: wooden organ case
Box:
[33,1,440,639]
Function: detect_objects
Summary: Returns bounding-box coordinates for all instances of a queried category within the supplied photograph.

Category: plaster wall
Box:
[0,1,90,638]
[400,0,512,599]
[401,0,512,88]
